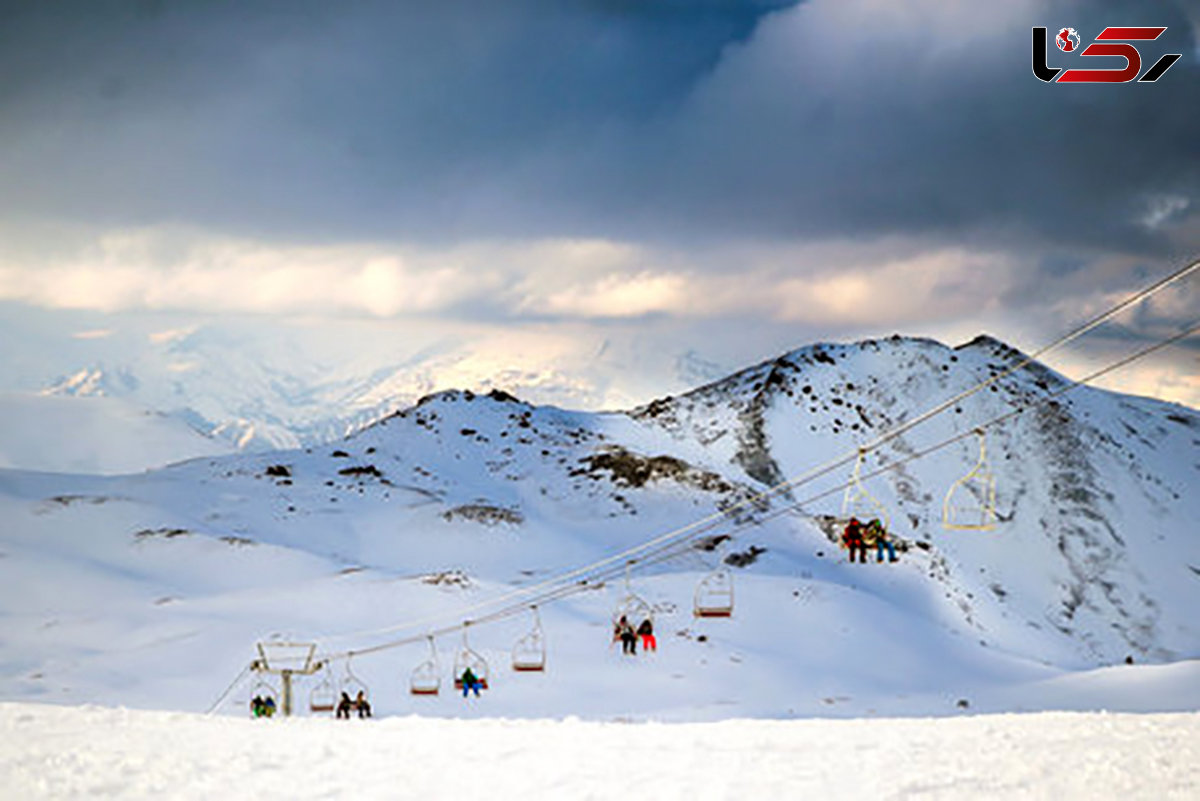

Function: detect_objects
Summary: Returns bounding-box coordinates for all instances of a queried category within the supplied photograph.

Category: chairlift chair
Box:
[453,623,490,690]
[410,636,441,696]
[693,567,734,618]
[512,606,547,672]
[308,664,337,714]
[248,675,278,718]
[841,448,891,532]
[612,562,654,630]
[942,429,998,531]
[340,658,370,704]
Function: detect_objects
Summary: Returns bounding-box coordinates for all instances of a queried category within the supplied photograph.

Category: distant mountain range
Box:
[40,322,734,451]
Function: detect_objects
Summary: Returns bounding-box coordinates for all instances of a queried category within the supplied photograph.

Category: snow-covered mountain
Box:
[0,393,230,474]
[1,334,1196,721]
[40,321,735,451]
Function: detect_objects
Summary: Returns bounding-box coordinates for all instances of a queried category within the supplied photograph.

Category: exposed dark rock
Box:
[442,504,523,526]
[338,465,383,478]
[725,546,767,567]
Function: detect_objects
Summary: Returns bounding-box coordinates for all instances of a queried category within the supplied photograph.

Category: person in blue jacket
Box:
[461,666,483,698]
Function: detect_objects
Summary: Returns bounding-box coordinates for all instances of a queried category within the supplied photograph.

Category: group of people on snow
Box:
[335,690,372,719]
[841,517,898,563]
[613,615,656,655]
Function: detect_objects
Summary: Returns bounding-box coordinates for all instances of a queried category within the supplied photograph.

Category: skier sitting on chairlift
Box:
[461,666,483,698]
[637,618,656,652]
[867,518,897,563]
[336,691,354,719]
[355,690,372,718]
[615,615,637,655]
[841,518,867,564]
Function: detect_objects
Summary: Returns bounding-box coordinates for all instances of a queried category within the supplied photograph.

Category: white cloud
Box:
[528,271,690,318]
[0,228,496,317]
[149,327,197,345]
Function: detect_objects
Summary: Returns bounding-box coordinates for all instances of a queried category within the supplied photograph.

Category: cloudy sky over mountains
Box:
[1,0,1197,409]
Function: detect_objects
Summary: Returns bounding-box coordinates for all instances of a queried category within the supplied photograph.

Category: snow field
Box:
[1,703,1197,800]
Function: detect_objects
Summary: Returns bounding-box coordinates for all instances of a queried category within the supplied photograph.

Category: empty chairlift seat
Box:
[410,637,441,696]
[942,429,998,531]
[693,568,734,618]
[308,665,337,714]
[511,607,547,672]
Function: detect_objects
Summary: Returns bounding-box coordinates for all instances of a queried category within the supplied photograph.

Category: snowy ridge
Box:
[1,334,1197,722]
[38,323,730,450]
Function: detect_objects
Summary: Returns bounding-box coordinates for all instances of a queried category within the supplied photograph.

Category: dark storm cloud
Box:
[0,0,1196,255]
[0,0,797,239]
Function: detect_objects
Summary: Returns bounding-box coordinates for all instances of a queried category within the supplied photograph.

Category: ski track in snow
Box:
[1,703,1197,800]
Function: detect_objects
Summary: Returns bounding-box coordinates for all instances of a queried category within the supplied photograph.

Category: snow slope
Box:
[0,335,1196,724]
[2,703,1197,801]
[0,393,230,474]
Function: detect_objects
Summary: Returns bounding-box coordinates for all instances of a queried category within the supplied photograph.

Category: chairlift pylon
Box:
[942,428,998,531]
[512,606,547,672]
[409,636,441,696]
[453,622,489,690]
[841,448,891,531]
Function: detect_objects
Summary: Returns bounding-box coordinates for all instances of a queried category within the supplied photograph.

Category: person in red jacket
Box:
[842,518,867,563]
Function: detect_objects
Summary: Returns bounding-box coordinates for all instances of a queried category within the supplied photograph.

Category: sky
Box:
[0,0,1198,411]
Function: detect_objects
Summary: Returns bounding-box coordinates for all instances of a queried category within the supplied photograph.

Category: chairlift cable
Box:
[205,662,252,715]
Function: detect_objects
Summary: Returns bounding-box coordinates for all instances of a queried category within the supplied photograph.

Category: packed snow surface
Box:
[1,703,1197,800]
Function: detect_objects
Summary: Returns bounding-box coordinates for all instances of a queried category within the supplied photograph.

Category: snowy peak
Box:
[612,334,1198,664]
[44,365,141,397]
